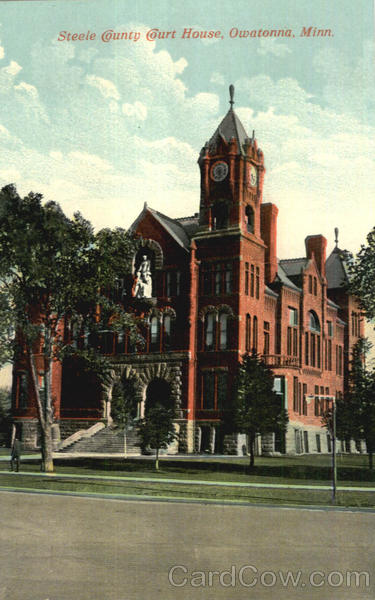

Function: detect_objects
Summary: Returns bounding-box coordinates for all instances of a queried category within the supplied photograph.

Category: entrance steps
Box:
[58,425,141,455]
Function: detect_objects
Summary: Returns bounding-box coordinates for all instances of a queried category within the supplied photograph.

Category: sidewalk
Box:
[1,469,375,493]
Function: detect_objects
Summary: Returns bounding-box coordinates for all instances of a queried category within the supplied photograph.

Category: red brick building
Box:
[12,88,363,454]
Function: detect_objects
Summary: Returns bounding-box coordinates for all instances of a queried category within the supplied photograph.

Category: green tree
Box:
[325,338,375,469]
[346,226,375,320]
[0,184,138,472]
[230,353,289,468]
[111,378,138,455]
[137,404,177,470]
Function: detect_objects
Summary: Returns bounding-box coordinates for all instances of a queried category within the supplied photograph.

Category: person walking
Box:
[10,437,22,472]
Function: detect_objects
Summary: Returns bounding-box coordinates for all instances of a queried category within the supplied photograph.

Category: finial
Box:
[334,227,339,247]
[252,129,255,140]
[229,84,235,108]
[144,201,148,210]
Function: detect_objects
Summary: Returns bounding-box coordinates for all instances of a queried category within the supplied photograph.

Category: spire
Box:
[229,84,235,109]
[334,227,339,247]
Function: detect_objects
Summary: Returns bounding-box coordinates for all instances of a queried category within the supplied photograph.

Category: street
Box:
[0,490,374,599]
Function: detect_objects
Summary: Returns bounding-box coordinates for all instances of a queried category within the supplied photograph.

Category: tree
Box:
[111,378,138,455]
[229,353,289,468]
[0,184,138,472]
[137,404,177,470]
[324,338,375,469]
[346,226,375,320]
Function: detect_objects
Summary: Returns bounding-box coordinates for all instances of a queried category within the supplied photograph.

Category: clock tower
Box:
[196,84,266,238]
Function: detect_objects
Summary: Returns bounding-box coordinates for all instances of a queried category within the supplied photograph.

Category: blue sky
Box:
[0,0,374,262]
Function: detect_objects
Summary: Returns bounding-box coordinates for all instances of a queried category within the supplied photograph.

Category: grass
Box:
[1,453,375,507]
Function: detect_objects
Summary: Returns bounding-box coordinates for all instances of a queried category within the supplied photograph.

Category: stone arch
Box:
[131,238,163,273]
[198,305,217,321]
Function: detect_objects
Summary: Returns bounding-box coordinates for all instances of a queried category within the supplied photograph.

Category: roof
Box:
[207,108,251,156]
[279,257,308,277]
[130,205,199,251]
[275,263,302,292]
[326,247,350,289]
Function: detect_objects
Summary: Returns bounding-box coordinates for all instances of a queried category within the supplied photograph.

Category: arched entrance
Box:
[111,376,139,425]
[145,378,173,413]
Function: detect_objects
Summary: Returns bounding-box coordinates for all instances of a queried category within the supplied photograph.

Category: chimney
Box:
[261,203,278,284]
[305,235,327,278]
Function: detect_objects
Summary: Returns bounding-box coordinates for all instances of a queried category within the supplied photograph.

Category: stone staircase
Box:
[58,425,142,455]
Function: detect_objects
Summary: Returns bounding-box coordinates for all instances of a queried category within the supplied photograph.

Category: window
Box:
[250,265,255,297]
[313,277,317,296]
[212,200,228,230]
[204,310,231,351]
[245,205,254,233]
[289,308,298,326]
[303,431,309,453]
[150,316,160,351]
[202,371,228,410]
[17,373,28,409]
[205,313,215,350]
[352,312,360,336]
[327,321,333,337]
[202,262,233,296]
[256,267,260,299]
[293,376,298,412]
[314,385,319,416]
[224,263,232,294]
[165,270,181,297]
[245,314,251,352]
[219,313,228,350]
[202,263,212,295]
[316,434,321,453]
[202,372,215,409]
[263,321,270,355]
[336,345,343,375]
[303,383,307,415]
[245,262,249,295]
[307,311,321,368]
[252,316,258,353]
[163,315,171,350]
[308,275,313,293]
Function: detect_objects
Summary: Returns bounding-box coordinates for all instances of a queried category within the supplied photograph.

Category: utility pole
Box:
[332,397,337,504]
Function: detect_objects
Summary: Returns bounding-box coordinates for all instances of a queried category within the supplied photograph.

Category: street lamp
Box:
[331,396,337,504]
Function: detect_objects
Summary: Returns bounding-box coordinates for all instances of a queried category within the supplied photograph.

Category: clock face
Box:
[248,164,258,187]
[211,161,228,182]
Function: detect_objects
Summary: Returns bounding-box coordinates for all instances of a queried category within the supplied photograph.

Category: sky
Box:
[0,0,375,383]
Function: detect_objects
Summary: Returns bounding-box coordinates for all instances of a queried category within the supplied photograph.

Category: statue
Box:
[134,255,152,298]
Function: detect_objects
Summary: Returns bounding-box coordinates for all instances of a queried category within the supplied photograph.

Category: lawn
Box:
[0,453,375,507]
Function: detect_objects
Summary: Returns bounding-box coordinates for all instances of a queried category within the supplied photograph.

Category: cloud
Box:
[0,46,4,60]
[257,38,291,57]
[122,101,148,121]
[210,72,225,85]
[86,74,120,100]
[0,27,373,263]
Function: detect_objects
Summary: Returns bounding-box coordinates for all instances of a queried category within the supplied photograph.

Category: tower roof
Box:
[206,85,253,156]
[208,107,250,156]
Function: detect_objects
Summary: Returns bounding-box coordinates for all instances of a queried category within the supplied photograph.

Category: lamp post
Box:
[332,397,337,504]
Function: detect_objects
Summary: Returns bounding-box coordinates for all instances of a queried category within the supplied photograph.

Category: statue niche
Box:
[133,253,153,299]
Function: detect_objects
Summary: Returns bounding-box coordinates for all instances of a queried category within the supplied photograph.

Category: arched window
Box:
[309,311,320,333]
[245,314,251,352]
[205,313,215,350]
[163,314,171,350]
[245,205,255,233]
[219,313,228,350]
[306,311,321,367]
[150,316,160,351]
